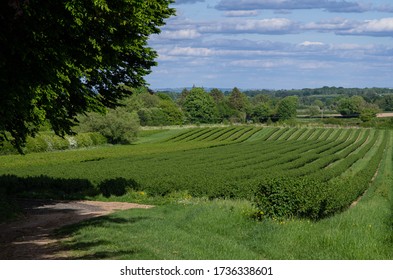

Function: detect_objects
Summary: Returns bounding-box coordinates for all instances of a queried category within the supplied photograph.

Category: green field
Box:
[1,126,392,259]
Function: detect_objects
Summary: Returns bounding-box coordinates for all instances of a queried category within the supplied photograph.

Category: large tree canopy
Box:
[182,87,218,124]
[0,0,175,151]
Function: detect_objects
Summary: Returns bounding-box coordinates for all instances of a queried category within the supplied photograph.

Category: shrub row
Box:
[168,126,261,143]
[0,132,107,155]
[0,175,140,200]
[253,131,388,220]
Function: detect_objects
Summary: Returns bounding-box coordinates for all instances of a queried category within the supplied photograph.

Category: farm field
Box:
[1,126,392,259]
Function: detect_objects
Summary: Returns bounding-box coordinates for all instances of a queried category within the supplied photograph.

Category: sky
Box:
[146,0,393,90]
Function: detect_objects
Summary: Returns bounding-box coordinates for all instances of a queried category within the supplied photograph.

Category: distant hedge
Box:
[0,132,107,155]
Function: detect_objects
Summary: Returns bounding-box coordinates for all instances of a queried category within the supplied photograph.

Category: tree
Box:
[250,103,272,123]
[182,88,217,123]
[307,106,321,117]
[216,99,234,122]
[251,94,270,105]
[1,0,175,151]
[338,96,365,117]
[177,88,190,107]
[228,87,249,112]
[78,108,140,144]
[158,99,184,125]
[275,96,298,121]
[337,95,381,121]
[209,88,225,104]
[227,87,250,123]
[376,95,393,111]
[359,103,380,122]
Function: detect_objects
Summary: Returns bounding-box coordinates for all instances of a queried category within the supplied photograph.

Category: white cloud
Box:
[230,59,289,68]
[339,18,393,36]
[168,47,214,57]
[302,17,354,31]
[223,10,260,17]
[174,0,205,4]
[299,41,325,46]
[229,59,333,70]
[199,18,298,34]
[234,18,293,31]
[148,0,393,89]
[160,29,202,40]
[331,43,371,50]
[215,0,393,13]
[297,61,334,69]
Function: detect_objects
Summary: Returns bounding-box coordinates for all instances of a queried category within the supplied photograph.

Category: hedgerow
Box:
[0,132,106,155]
[253,130,388,220]
[1,127,389,222]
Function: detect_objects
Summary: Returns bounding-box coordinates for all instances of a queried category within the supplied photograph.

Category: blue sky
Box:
[146,0,393,89]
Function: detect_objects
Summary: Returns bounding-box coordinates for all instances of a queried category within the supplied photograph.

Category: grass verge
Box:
[55,131,393,259]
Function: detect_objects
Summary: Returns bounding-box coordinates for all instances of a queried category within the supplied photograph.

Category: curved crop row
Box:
[3,127,388,222]
[253,130,389,220]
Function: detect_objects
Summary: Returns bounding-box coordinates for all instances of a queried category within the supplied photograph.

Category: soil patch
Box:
[377,112,393,118]
[0,199,153,260]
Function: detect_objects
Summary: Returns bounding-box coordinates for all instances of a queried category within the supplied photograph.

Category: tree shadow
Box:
[0,174,149,259]
[0,174,98,200]
[56,216,151,235]
[52,215,152,260]
[0,174,141,200]
[98,177,139,198]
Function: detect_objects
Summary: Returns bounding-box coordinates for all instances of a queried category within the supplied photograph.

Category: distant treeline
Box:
[158,86,393,99]
[242,87,393,98]
[157,86,393,113]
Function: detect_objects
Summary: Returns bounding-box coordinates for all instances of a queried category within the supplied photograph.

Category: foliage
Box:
[0,132,106,155]
[0,0,175,151]
[376,95,393,111]
[158,99,185,125]
[98,178,139,198]
[79,108,140,144]
[337,96,381,122]
[338,96,365,116]
[137,99,184,126]
[250,103,272,123]
[254,177,328,220]
[216,100,235,122]
[1,127,388,218]
[307,106,321,117]
[275,96,298,121]
[182,88,218,123]
[209,88,225,103]
[253,130,388,220]
[228,87,250,112]
[0,174,97,200]
[2,126,393,259]
[359,103,380,122]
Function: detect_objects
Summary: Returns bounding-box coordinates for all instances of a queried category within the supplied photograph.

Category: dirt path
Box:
[377,112,393,118]
[0,199,153,260]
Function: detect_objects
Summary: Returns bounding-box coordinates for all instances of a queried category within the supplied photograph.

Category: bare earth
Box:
[0,199,153,260]
[377,112,393,118]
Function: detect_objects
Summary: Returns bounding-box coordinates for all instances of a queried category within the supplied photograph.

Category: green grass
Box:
[57,160,393,260]
[1,126,392,258]
[1,127,381,202]
[54,127,393,260]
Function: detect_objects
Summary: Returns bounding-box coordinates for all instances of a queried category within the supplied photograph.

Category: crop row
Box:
[1,127,388,221]
[254,129,388,219]
[165,126,351,144]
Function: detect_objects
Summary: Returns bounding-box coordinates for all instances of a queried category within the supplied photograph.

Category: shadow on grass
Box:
[53,216,151,260]
[57,216,150,234]
[0,199,152,259]
[0,174,147,259]
[0,174,98,200]
[0,174,141,202]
